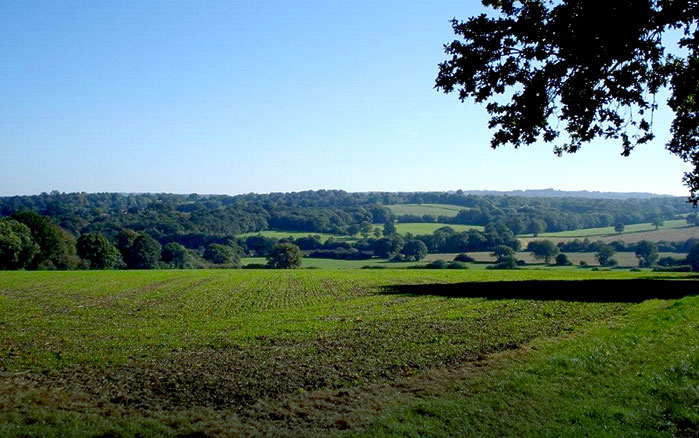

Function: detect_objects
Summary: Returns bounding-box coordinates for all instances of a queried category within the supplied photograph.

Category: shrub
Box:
[447,261,468,269]
[425,260,448,269]
[555,253,572,266]
[657,256,680,267]
[453,253,475,263]
[242,263,268,269]
[487,255,518,270]
[307,249,371,260]
[652,265,692,272]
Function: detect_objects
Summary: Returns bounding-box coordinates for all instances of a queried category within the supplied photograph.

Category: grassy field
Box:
[242,257,423,269]
[528,219,689,238]
[0,270,696,437]
[424,251,686,267]
[598,226,699,243]
[394,223,484,235]
[387,204,468,218]
[519,221,699,246]
[356,293,699,437]
[242,250,685,269]
[239,230,357,242]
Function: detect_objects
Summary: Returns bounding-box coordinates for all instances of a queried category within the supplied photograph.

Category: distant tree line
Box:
[555,238,699,254]
[1,190,697,270]
[396,201,690,234]
[0,191,693,241]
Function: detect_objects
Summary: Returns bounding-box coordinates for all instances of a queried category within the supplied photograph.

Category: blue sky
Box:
[0,0,691,196]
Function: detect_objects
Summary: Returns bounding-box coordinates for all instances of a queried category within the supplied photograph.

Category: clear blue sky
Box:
[0,0,691,196]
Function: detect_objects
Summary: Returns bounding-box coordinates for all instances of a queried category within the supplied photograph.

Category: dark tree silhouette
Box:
[437,0,699,201]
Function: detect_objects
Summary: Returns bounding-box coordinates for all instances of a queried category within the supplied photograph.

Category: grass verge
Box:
[354,294,699,437]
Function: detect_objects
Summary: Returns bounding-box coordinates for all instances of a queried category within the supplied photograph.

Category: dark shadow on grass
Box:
[380,279,699,303]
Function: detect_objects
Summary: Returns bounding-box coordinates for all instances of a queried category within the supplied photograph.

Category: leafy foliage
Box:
[528,240,559,263]
[0,219,39,270]
[76,233,123,269]
[203,243,240,266]
[266,243,303,269]
[161,242,192,269]
[400,240,429,261]
[437,0,699,201]
[595,243,617,266]
[635,240,660,267]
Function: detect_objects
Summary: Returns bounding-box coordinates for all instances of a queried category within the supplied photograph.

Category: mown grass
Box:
[0,270,696,437]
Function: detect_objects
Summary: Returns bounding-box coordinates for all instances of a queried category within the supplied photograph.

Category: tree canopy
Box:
[528,239,559,263]
[0,219,39,270]
[76,233,123,269]
[266,243,303,269]
[437,0,699,201]
[635,240,660,267]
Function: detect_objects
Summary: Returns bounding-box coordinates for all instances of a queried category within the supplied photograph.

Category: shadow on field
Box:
[380,278,699,303]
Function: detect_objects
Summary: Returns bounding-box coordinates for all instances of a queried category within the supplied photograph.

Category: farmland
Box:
[393,222,483,235]
[519,221,699,247]
[241,257,424,269]
[422,251,686,267]
[241,251,684,269]
[387,204,468,217]
[1,269,697,437]
[532,219,689,238]
[239,230,356,242]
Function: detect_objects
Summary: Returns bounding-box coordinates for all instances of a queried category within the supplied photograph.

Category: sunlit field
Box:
[1,269,696,437]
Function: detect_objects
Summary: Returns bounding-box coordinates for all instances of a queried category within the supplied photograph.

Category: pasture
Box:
[241,257,423,269]
[424,251,686,267]
[393,222,484,235]
[0,269,697,437]
[387,203,468,217]
[239,230,356,242]
[519,221,699,246]
[533,219,689,238]
[241,250,685,269]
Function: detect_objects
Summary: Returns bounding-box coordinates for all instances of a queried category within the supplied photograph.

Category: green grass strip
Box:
[354,295,699,437]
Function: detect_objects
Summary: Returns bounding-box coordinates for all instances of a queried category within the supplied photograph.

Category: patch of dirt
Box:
[0,302,627,436]
[1,336,530,437]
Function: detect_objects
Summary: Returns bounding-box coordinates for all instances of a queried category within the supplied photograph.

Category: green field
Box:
[425,251,686,267]
[0,270,696,437]
[519,221,699,246]
[239,230,356,242]
[387,204,468,217]
[394,222,484,235]
[242,250,685,269]
[242,256,423,269]
[527,219,690,238]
